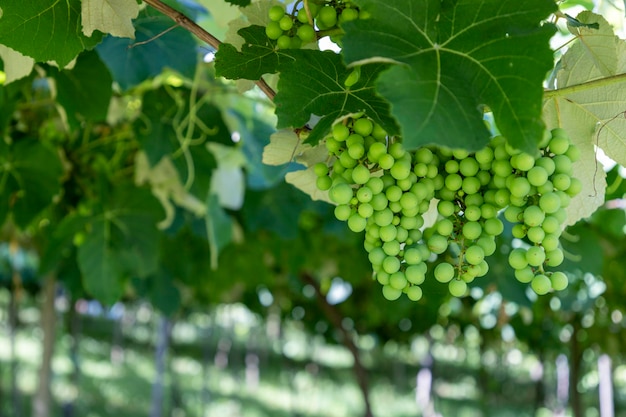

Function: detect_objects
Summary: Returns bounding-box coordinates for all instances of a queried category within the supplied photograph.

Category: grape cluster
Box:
[265,1,362,49]
[314,116,581,301]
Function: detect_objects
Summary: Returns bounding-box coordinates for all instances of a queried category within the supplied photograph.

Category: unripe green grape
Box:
[314,162,329,177]
[492,174,507,189]
[553,208,567,223]
[504,205,523,223]
[278,15,293,31]
[438,200,456,217]
[536,157,556,175]
[492,159,513,177]
[399,192,419,211]
[527,166,548,187]
[445,173,463,191]
[390,160,411,180]
[376,271,390,285]
[385,185,402,202]
[464,205,482,221]
[370,193,388,211]
[477,171,491,186]
[316,174,332,190]
[475,146,494,164]
[546,248,564,266]
[352,118,373,137]
[329,183,353,205]
[541,216,560,234]
[352,164,370,184]
[374,208,394,227]
[465,193,483,206]
[445,159,459,174]
[426,164,439,179]
[379,224,397,242]
[366,177,384,194]
[531,274,552,295]
[389,271,408,290]
[509,177,531,198]
[436,218,454,236]
[413,163,428,177]
[465,245,485,265]
[511,153,535,171]
[565,145,581,162]
[297,24,316,43]
[550,271,568,291]
[388,142,406,159]
[338,151,357,169]
[382,240,401,256]
[480,204,497,219]
[297,8,312,24]
[451,148,469,159]
[508,248,528,270]
[290,36,302,49]
[476,236,496,256]
[266,21,283,40]
[341,168,354,182]
[515,266,534,283]
[553,155,573,175]
[512,224,527,239]
[406,285,423,301]
[340,7,359,22]
[542,234,560,253]
[476,260,490,277]
[344,67,361,87]
[358,203,373,218]
[539,192,561,214]
[526,246,546,267]
[449,279,467,297]
[493,144,509,160]
[484,218,504,236]
[404,247,423,265]
[428,234,449,254]
[371,123,387,141]
[268,5,286,21]
[527,226,546,244]
[346,133,364,147]
[348,213,367,232]
[382,256,401,274]
[347,142,365,160]
[462,177,481,195]
[332,124,350,142]
[368,247,386,264]
[378,154,395,170]
[325,137,341,154]
[400,215,420,230]
[566,177,582,196]
[382,285,402,300]
[548,136,570,155]
[493,189,510,207]
[397,174,417,191]
[415,148,434,164]
[367,142,387,163]
[459,157,480,177]
[434,262,455,283]
[524,206,545,227]
[552,173,571,191]
[462,221,482,240]
[334,204,352,221]
[317,5,338,28]
[356,186,372,203]
[439,187,456,201]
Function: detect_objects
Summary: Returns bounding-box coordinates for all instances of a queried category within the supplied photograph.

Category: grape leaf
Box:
[207,143,246,210]
[81,0,139,39]
[285,166,332,204]
[0,0,103,67]
[342,0,557,152]
[96,9,197,90]
[205,193,233,269]
[542,12,626,225]
[262,130,310,166]
[225,0,251,6]
[0,45,34,84]
[51,51,113,128]
[0,139,64,229]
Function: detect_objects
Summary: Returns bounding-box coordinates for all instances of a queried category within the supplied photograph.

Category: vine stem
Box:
[142,0,276,101]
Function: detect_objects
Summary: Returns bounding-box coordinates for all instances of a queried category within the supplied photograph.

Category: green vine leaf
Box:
[342,0,557,152]
[0,45,34,84]
[81,0,139,39]
[0,0,103,67]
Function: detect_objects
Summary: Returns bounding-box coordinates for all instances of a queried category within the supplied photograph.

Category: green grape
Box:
[546,248,564,266]
[366,177,384,194]
[526,246,546,267]
[523,206,545,227]
[379,224,398,242]
[269,5,286,21]
[370,193,388,211]
[378,153,395,170]
[465,193,484,206]
[314,162,329,177]
[509,195,527,207]
[566,177,582,196]
[368,247,385,264]
[444,173,463,191]
[459,157,480,177]
[553,155,573,175]
[352,164,370,184]
[413,163,428,177]
[347,142,365,160]
[542,234,560,252]
[509,176,531,198]
[406,285,423,301]
[348,213,367,232]
[389,271,408,290]
[511,152,535,171]
[325,137,341,154]
[371,123,387,141]
[290,35,302,49]
[527,166,548,187]
[346,133,364,147]
[376,271,389,285]
[382,256,401,274]
[541,216,560,234]
[415,147,434,164]
[332,123,350,141]
[531,274,552,295]
[388,142,406,159]
[565,145,581,162]
[434,262,455,283]
[340,7,359,22]
[385,185,402,202]
[438,200,456,217]
[493,189,510,207]
[334,204,352,221]
[508,248,528,270]
[390,160,412,180]
[462,221,482,240]
[476,260,490,277]
[492,160,513,177]
[353,118,373,137]
[537,180,554,195]
[476,236,496,256]
[338,151,357,169]
[504,205,523,223]
[356,186,373,203]
[266,21,283,40]
[401,215,420,230]
[427,234,448,254]
[462,177,481,194]
[483,218,504,236]
[297,24,316,43]
[515,266,534,283]
[511,224,527,239]
[317,175,332,191]
[403,247,422,265]
[278,15,294,31]
[436,218,454,236]
[382,285,402,300]
[548,136,570,155]
[539,192,561,214]
[481,204,497,219]
[399,192,419,211]
[550,271,568,291]
[449,279,467,297]
[445,159,459,174]
[367,142,386,163]
[475,146,494,164]
[465,245,485,265]
[317,5,338,28]
[552,173,571,191]
[527,226,546,244]
[374,208,394,227]
[535,157,556,176]
[358,203,373,218]
[464,205,481,221]
[382,240,401,256]
[329,183,353,205]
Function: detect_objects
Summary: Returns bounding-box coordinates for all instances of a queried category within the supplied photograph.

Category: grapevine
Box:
[314,115,581,301]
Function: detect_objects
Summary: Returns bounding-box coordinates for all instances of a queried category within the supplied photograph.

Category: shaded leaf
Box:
[81,0,139,38]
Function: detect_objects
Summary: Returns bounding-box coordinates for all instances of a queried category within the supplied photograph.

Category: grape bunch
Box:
[313,115,581,301]
[265,0,363,49]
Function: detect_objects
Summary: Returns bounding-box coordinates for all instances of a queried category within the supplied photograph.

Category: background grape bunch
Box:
[265,0,363,49]
[314,116,581,301]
